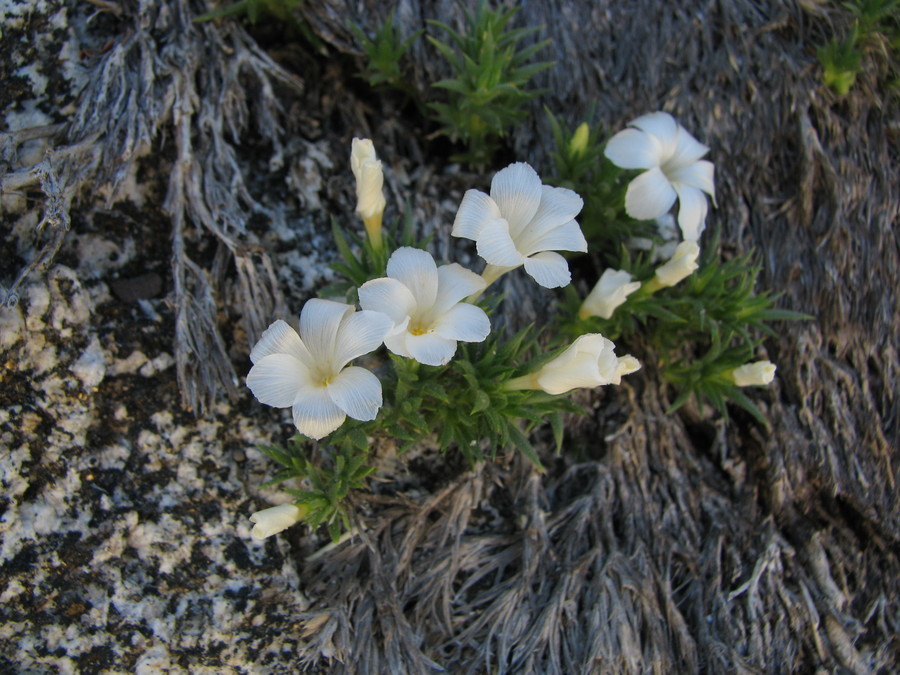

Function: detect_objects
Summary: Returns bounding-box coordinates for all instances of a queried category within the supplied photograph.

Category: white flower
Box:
[509,334,640,395]
[580,269,641,319]
[358,247,491,366]
[249,504,306,540]
[604,112,715,242]
[246,299,392,439]
[350,138,386,222]
[452,162,588,288]
[732,361,776,387]
[655,241,700,288]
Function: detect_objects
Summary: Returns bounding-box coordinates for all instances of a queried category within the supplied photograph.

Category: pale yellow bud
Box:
[350,138,387,249]
[654,241,700,288]
[569,122,591,158]
[731,361,776,387]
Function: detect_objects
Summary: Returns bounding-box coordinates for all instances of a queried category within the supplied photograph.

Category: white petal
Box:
[669,159,715,200]
[291,387,346,439]
[515,185,584,251]
[475,218,525,267]
[489,162,542,236]
[358,277,417,325]
[669,127,710,168]
[452,190,501,240]
[431,263,486,317]
[299,299,354,365]
[327,365,383,421]
[250,320,315,369]
[603,128,662,170]
[432,303,491,343]
[624,167,677,221]
[406,332,458,366]
[522,251,572,288]
[518,219,588,257]
[630,112,678,144]
[386,247,438,309]
[384,332,413,358]
[673,183,709,242]
[331,310,393,370]
[247,353,312,408]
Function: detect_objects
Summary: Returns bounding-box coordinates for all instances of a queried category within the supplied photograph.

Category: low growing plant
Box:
[245,112,801,541]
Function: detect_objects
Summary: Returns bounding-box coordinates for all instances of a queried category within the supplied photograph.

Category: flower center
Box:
[319,376,333,387]
[410,326,429,336]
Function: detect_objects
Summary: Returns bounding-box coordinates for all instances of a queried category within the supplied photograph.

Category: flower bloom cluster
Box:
[245,140,653,538]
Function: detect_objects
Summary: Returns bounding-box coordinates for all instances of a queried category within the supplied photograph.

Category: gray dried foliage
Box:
[289,0,898,672]
[1,0,297,413]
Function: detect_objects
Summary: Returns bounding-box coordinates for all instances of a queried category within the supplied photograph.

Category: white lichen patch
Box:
[71,335,107,389]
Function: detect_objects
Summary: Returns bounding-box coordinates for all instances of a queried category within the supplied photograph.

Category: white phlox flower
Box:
[451,162,588,288]
[604,112,715,242]
[507,334,640,395]
[580,268,642,319]
[246,299,393,440]
[358,247,491,366]
[731,361,776,387]
[249,504,307,540]
[655,241,700,288]
[350,138,387,222]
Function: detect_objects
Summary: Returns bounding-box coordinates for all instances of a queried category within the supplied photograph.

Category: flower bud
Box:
[249,503,308,540]
[654,241,700,288]
[580,268,641,319]
[730,361,776,387]
[568,122,591,158]
[350,138,387,248]
[506,334,640,395]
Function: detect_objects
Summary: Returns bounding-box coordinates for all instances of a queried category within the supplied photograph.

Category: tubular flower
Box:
[731,361,776,387]
[246,299,393,439]
[359,247,491,366]
[249,503,309,540]
[604,112,715,242]
[451,162,588,289]
[506,334,640,395]
[350,138,387,247]
[654,241,700,288]
[580,269,641,319]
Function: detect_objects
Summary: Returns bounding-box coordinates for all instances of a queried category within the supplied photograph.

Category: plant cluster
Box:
[817,0,899,95]
[354,1,552,167]
[246,113,799,541]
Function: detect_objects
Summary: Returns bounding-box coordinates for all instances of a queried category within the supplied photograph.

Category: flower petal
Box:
[515,185,584,250]
[432,302,491,343]
[431,263,486,317]
[386,247,438,309]
[673,183,709,242]
[299,299,354,365]
[247,353,312,408]
[624,167,678,221]
[291,387,346,439]
[406,332,458,366]
[475,218,525,267]
[669,127,710,168]
[384,332,412,358]
[331,310,393,370]
[669,159,715,200]
[327,365,383,422]
[522,251,572,288]
[250,319,315,369]
[358,277,417,326]
[518,219,588,257]
[489,162,542,236]
[604,128,662,170]
[630,112,678,144]
[452,190,501,240]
